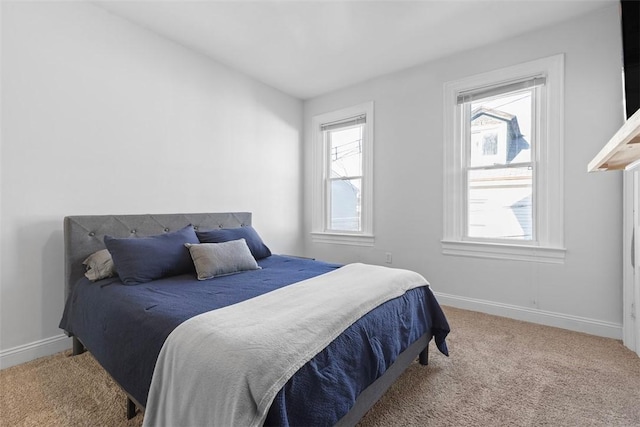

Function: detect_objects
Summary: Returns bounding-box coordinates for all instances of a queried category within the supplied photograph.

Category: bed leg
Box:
[127,397,137,419]
[72,337,85,355]
[419,344,429,366]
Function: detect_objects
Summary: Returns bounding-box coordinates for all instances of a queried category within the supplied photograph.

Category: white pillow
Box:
[185,239,260,280]
[83,249,116,281]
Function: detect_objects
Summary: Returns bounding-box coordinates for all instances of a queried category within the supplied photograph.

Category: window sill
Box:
[311,232,375,247]
[441,240,566,264]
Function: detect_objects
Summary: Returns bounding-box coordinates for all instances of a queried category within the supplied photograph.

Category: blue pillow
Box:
[196,226,271,260]
[104,225,199,285]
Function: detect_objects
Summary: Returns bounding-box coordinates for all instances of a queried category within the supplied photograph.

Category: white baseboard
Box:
[0,334,72,370]
[434,291,623,340]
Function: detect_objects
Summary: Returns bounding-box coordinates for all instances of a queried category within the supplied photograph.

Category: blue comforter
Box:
[59,255,449,426]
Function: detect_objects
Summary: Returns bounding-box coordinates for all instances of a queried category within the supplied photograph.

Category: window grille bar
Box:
[466,162,533,171]
[328,175,362,181]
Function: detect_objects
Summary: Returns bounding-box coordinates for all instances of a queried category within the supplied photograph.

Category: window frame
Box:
[442,55,566,263]
[311,102,374,246]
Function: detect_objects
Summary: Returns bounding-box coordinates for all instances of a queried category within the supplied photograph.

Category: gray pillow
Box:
[185,239,260,280]
[83,249,116,281]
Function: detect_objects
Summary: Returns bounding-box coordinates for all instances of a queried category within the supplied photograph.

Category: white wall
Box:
[303,5,625,337]
[0,1,302,366]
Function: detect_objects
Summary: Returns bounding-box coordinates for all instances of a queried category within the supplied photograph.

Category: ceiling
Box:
[93,0,615,100]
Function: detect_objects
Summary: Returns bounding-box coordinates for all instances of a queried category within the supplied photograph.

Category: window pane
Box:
[330,178,361,231]
[467,167,533,240]
[470,91,532,167]
[329,126,363,178]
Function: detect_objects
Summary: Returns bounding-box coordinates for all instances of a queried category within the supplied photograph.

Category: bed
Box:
[59,212,450,426]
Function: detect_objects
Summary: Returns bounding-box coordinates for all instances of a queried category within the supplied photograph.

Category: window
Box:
[311,102,374,246]
[326,118,364,232]
[466,83,538,240]
[443,55,565,263]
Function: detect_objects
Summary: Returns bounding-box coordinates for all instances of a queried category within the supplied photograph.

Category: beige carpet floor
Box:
[1,306,639,426]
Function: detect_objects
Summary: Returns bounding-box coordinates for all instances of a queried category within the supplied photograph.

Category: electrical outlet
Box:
[385,252,392,264]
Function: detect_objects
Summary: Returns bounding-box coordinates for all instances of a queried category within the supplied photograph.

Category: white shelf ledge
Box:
[588,108,640,172]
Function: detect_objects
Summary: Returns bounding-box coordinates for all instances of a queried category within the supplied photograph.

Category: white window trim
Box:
[443,55,566,263]
[311,102,374,246]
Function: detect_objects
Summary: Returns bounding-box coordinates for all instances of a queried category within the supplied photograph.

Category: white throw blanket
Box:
[143,263,429,427]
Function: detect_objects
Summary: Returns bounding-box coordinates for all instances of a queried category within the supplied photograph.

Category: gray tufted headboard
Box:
[64,212,252,300]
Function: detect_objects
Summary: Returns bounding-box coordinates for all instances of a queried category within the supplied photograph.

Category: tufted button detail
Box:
[131,229,136,234]
[193,226,198,230]
[164,228,170,232]
[218,224,223,228]
[89,232,95,237]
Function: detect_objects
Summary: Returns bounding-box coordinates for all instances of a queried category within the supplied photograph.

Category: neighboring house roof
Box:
[471,107,530,163]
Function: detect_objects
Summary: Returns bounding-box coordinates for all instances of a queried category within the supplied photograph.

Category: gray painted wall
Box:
[0,2,626,367]
[303,5,624,336]
[1,2,303,362]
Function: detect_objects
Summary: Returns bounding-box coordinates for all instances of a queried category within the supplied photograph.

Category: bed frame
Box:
[63,212,430,425]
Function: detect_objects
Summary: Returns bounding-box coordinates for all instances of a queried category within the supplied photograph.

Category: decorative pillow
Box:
[104,225,199,285]
[83,249,116,281]
[196,226,271,260]
[185,239,260,280]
